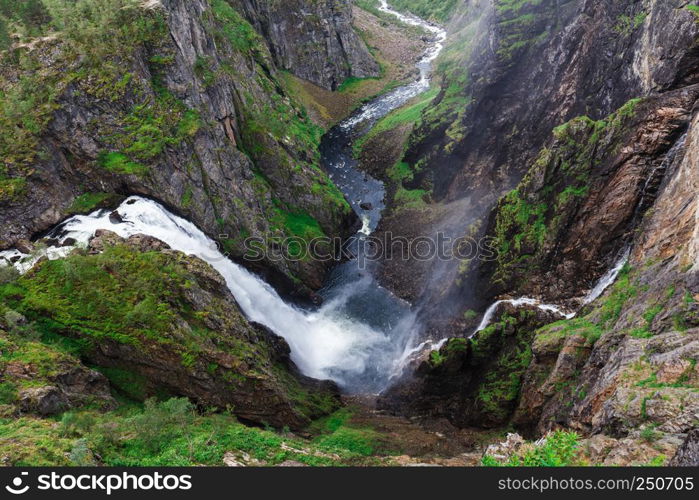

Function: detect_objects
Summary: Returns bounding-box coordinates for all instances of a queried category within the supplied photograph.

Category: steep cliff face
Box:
[409,0,698,202]
[0,0,367,297]
[377,0,699,323]
[232,0,379,90]
[378,0,699,463]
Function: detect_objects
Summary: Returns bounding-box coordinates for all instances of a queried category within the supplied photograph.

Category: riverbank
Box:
[281,4,430,128]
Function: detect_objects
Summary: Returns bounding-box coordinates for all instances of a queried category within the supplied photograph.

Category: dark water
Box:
[315,3,447,393]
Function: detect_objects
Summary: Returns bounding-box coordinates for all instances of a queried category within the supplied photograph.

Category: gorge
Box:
[0,0,698,467]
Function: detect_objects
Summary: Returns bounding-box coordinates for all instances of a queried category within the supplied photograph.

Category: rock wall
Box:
[0,0,364,298]
[232,0,379,89]
[383,0,699,320]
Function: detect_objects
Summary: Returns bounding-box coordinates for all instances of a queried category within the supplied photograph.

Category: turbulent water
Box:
[0,3,446,394]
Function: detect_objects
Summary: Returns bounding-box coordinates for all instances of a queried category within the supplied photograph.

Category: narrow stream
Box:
[0,2,447,394]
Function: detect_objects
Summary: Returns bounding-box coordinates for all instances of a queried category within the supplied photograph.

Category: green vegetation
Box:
[354,87,438,155]
[1,245,204,351]
[613,12,648,35]
[429,338,468,367]
[491,98,644,288]
[0,0,167,195]
[0,399,384,466]
[66,193,115,215]
[494,0,548,64]
[482,430,581,466]
[210,0,263,56]
[389,0,459,23]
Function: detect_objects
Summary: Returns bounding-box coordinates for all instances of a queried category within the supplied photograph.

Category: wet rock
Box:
[15,239,33,254]
[108,211,123,224]
[126,234,171,252]
[61,237,77,247]
[359,202,373,210]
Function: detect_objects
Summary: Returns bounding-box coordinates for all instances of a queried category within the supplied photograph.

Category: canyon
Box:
[0,0,698,467]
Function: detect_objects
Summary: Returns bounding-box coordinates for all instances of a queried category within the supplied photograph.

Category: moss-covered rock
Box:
[0,232,340,429]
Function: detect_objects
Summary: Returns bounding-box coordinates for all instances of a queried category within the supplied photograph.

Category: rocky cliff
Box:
[376,0,699,326]
[377,0,699,465]
[0,0,378,298]
[232,0,379,90]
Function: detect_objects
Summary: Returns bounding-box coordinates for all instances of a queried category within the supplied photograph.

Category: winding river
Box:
[0,3,447,394]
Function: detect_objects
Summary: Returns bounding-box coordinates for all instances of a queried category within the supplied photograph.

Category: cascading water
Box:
[474,298,575,335]
[0,3,447,395]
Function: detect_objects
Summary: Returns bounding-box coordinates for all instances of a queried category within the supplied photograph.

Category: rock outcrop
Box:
[0,0,365,298]
[377,0,699,322]
[1,231,340,429]
[232,0,379,90]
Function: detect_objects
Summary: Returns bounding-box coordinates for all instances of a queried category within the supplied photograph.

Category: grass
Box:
[388,0,459,23]
[97,152,148,177]
[66,193,115,214]
[0,399,383,466]
[354,87,439,155]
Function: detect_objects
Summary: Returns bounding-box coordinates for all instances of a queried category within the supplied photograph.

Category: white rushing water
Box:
[1,197,396,385]
[474,298,575,335]
[581,248,630,306]
[0,2,447,394]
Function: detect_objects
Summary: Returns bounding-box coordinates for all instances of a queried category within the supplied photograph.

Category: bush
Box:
[126,398,196,454]
[483,431,581,467]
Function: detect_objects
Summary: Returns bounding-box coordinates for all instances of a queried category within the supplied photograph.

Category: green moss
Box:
[613,12,648,35]
[0,177,28,202]
[354,87,439,156]
[491,98,643,287]
[210,0,264,56]
[67,193,114,214]
[97,366,148,401]
[388,0,459,23]
[598,264,636,327]
[0,0,167,184]
[97,152,148,177]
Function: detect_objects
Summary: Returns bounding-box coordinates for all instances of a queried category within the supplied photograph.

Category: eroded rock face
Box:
[670,429,699,466]
[377,0,699,326]
[232,0,379,90]
[0,0,359,297]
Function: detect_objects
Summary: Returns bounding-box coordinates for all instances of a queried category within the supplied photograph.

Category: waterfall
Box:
[1,3,449,394]
[474,298,575,335]
[581,248,630,306]
[1,197,418,391]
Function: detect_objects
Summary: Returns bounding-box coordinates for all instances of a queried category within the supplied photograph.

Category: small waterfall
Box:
[581,247,630,306]
[474,297,575,335]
